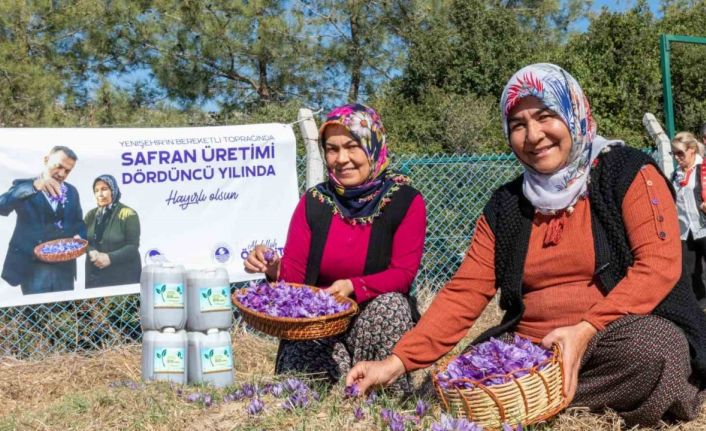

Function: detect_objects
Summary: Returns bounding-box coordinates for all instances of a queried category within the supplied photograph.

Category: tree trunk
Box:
[347,3,362,103]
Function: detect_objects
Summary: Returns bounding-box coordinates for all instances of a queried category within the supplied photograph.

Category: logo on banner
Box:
[212,243,231,264]
[145,248,166,264]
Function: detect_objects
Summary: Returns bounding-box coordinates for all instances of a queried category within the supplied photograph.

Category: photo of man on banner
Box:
[0,146,86,295]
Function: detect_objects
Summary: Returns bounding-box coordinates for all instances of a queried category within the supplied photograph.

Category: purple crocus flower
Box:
[381,408,393,423]
[48,183,68,206]
[415,399,429,417]
[203,394,213,407]
[185,392,203,403]
[270,384,284,397]
[344,383,361,398]
[281,391,310,410]
[353,406,365,421]
[247,398,264,415]
[430,414,484,431]
[365,390,378,405]
[242,383,257,398]
[502,423,522,431]
[387,412,406,431]
[263,249,275,263]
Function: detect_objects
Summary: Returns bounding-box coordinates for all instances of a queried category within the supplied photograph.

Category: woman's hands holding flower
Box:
[244,245,280,281]
[346,355,406,394]
[541,321,597,404]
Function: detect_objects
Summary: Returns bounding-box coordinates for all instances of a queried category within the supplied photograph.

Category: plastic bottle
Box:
[187,329,234,387]
[186,268,232,331]
[142,328,188,384]
[140,263,187,331]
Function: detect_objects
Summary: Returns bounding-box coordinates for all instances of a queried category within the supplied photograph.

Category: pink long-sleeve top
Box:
[279,193,427,303]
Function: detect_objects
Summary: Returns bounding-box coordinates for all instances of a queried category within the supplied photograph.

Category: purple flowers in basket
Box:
[39,239,84,255]
[436,336,552,389]
[237,280,351,318]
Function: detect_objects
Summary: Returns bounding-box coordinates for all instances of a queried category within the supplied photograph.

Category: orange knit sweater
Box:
[392,165,681,371]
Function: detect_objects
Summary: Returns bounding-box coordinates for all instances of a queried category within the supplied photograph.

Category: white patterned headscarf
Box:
[500,63,623,213]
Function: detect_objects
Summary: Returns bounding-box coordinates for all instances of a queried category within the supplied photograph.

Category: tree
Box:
[91,0,319,110]
[559,1,662,146]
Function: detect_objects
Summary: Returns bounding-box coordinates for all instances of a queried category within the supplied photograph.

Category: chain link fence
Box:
[0,151,655,358]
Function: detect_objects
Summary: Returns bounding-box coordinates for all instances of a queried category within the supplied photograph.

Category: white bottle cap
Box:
[207,328,219,335]
[163,327,176,333]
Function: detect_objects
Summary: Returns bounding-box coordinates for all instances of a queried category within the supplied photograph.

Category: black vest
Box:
[303,184,421,320]
[479,146,706,382]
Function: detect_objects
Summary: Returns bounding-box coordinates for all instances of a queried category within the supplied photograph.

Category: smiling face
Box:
[323,123,371,188]
[507,96,573,174]
[94,180,113,207]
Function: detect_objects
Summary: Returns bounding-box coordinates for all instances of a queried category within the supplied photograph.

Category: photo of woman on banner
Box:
[245,103,427,394]
[0,146,86,295]
[84,174,141,288]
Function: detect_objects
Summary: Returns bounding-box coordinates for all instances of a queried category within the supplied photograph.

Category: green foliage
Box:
[373,86,506,153]
[558,1,662,146]
[5,0,706,153]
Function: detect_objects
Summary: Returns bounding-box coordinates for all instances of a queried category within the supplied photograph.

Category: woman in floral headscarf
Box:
[347,64,706,427]
[84,174,141,288]
[245,104,426,391]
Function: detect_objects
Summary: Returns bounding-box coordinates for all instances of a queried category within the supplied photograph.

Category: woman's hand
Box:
[700,202,706,214]
[346,355,406,394]
[93,252,111,269]
[541,321,597,404]
[243,245,280,280]
[324,279,354,297]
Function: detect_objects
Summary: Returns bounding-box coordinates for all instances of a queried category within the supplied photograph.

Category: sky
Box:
[593,0,661,13]
[574,0,662,32]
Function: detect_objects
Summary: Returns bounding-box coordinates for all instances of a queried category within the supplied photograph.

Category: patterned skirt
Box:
[275,292,415,393]
[569,314,704,427]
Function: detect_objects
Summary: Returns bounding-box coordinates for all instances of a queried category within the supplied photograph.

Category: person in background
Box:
[245,104,426,393]
[671,132,706,303]
[347,64,706,427]
[0,146,86,294]
[84,174,141,288]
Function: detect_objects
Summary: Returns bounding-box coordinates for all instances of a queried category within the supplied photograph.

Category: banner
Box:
[0,124,299,307]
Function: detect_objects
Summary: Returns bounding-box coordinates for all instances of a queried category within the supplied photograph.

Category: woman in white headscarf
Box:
[346,63,706,427]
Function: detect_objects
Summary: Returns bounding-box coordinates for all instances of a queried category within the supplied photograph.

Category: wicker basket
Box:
[432,344,567,430]
[232,283,359,340]
[33,238,88,263]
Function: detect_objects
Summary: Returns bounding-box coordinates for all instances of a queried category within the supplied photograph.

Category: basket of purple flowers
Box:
[432,336,567,431]
[232,280,358,340]
[34,238,88,263]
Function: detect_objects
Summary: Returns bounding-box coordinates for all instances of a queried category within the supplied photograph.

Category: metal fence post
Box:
[297,108,324,189]
[643,112,674,178]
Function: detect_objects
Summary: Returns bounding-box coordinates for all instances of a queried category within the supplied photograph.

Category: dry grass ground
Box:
[0,294,704,431]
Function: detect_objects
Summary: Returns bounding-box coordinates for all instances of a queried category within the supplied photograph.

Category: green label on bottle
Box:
[154,348,185,373]
[201,346,233,374]
[153,283,184,308]
[199,286,232,312]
